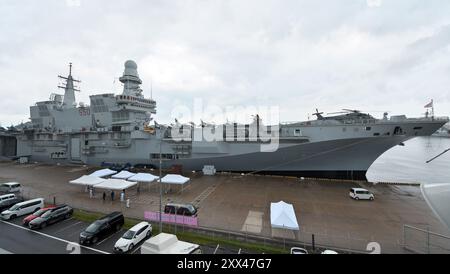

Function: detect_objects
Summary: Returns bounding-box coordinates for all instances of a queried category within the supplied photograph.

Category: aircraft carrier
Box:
[7,60,448,180]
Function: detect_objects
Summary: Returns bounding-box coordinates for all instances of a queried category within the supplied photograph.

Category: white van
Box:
[349,188,374,201]
[0,198,44,220]
[0,182,22,194]
[140,233,202,254]
[0,194,15,203]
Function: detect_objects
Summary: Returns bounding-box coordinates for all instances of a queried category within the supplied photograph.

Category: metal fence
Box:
[403,225,450,254]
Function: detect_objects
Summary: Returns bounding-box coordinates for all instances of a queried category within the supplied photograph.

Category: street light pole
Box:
[159,129,163,234]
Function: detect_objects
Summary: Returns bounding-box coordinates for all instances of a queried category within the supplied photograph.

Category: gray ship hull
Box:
[167,136,413,180]
[18,135,412,181]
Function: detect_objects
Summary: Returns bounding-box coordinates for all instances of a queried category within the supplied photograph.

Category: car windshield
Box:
[122,230,136,240]
[85,221,103,233]
[33,209,47,217]
[186,205,196,213]
[41,210,53,218]
[8,204,19,211]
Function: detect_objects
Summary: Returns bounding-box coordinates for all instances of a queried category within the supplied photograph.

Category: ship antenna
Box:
[150,77,153,99]
[69,62,72,76]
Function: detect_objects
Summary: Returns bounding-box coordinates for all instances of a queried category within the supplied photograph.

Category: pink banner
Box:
[144,211,198,227]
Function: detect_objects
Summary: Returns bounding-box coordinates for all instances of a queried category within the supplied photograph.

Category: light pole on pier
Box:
[159,128,164,234]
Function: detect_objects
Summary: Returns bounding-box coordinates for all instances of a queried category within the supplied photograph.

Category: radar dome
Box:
[123,60,140,79]
[125,60,138,69]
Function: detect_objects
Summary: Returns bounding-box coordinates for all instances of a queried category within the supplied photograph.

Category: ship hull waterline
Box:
[20,135,413,181]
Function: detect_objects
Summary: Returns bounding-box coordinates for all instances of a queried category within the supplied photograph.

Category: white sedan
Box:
[322,250,338,254]
[291,247,308,254]
[114,222,152,253]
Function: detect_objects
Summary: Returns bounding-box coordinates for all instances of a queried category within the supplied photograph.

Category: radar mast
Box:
[58,62,81,109]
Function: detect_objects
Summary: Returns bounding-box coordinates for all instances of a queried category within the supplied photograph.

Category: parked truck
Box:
[140,233,202,254]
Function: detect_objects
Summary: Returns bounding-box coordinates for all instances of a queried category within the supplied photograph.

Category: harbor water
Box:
[367,136,450,185]
[368,136,450,230]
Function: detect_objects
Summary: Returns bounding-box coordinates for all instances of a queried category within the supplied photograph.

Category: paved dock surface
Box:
[1,161,449,253]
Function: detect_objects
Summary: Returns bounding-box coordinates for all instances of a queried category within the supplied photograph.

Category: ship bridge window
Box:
[151,153,174,160]
[393,126,403,135]
[413,127,423,130]
[294,129,301,136]
[373,133,380,136]
[365,127,372,131]
[112,110,129,122]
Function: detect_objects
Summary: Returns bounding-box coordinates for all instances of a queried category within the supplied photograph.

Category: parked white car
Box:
[291,247,308,254]
[0,198,44,220]
[114,221,152,253]
[322,250,338,254]
[349,188,374,201]
[0,194,16,203]
[141,233,202,254]
[0,182,22,194]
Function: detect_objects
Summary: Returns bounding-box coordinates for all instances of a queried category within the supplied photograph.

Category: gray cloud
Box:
[1,0,450,127]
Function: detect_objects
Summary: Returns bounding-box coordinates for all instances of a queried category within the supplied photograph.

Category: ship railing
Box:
[397,116,449,122]
[281,119,378,126]
[432,116,449,121]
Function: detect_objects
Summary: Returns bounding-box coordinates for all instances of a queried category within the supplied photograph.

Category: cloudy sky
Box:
[1,0,450,126]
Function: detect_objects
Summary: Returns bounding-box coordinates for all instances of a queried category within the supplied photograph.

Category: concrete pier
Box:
[0,161,449,253]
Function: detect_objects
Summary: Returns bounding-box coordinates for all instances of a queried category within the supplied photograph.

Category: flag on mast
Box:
[424,100,434,108]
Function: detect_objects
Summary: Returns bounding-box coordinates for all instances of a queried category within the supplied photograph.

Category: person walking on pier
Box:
[120,190,125,202]
[102,192,106,202]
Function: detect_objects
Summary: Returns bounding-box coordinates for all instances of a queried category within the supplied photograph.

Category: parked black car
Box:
[0,197,24,212]
[79,212,124,245]
[130,163,157,173]
[28,205,74,229]
[164,203,198,217]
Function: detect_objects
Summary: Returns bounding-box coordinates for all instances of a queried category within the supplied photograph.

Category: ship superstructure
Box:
[13,61,449,180]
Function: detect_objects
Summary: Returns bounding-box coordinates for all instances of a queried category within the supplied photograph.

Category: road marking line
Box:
[54,221,83,234]
[214,244,220,254]
[130,238,149,254]
[0,248,13,254]
[131,245,141,254]
[55,217,74,226]
[191,184,219,207]
[96,231,120,246]
[0,220,109,254]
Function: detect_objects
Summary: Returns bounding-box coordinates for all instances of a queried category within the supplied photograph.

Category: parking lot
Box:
[0,208,246,254]
[0,215,140,254]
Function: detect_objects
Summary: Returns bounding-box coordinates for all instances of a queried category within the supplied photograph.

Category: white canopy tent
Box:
[161,174,190,185]
[270,201,299,246]
[89,169,118,178]
[128,173,160,183]
[160,174,191,193]
[112,170,136,180]
[93,179,138,191]
[270,201,300,230]
[127,173,160,193]
[69,175,106,187]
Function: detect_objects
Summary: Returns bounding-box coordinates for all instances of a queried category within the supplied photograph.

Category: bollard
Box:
[312,234,315,251]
